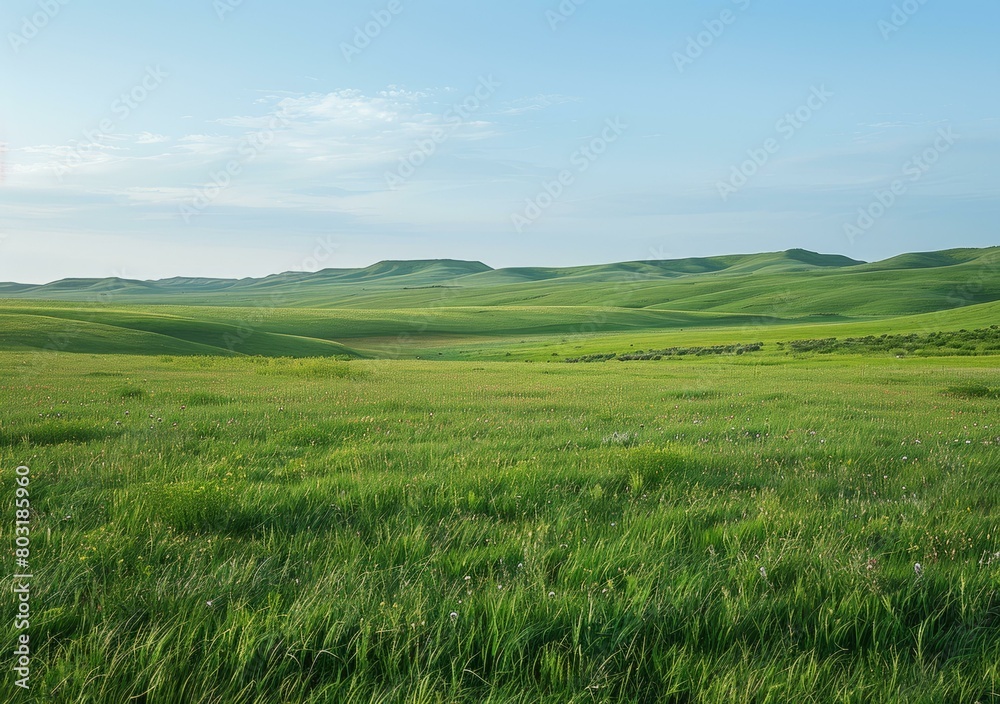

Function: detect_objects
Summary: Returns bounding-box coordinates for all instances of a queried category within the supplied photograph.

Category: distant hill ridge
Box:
[3,248,868,291]
[0,258,495,294]
[1,247,997,312]
[2,246,999,359]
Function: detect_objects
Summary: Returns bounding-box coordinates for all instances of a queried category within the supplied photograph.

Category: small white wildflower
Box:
[759,567,767,579]
[914,562,923,576]
[206,600,214,608]
[450,611,458,621]
[548,591,555,598]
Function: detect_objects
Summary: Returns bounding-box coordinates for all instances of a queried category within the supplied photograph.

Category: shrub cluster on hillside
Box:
[565,343,764,363]
[778,326,1000,356]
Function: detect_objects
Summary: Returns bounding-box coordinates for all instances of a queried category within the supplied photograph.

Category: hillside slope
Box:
[1,247,998,358]
[3,248,996,317]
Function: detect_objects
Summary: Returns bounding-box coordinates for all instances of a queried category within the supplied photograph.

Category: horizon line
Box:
[3,244,997,287]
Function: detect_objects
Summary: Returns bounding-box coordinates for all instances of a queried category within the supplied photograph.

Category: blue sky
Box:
[1,0,998,282]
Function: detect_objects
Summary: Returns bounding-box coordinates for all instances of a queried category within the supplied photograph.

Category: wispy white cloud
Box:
[0,85,550,239]
[136,132,170,145]
[23,88,502,190]
[499,93,580,116]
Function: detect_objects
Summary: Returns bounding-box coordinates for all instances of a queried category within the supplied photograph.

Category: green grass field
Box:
[2,248,999,702]
[2,353,999,702]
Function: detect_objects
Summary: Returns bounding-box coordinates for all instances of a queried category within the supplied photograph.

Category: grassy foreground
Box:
[2,352,1000,703]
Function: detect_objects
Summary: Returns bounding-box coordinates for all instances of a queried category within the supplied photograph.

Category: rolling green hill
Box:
[1,247,997,358]
[0,248,868,302]
[855,248,993,271]
[0,307,358,358]
[4,247,996,316]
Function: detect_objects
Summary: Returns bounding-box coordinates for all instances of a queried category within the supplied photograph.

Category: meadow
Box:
[2,351,999,703]
[2,248,1000,702]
